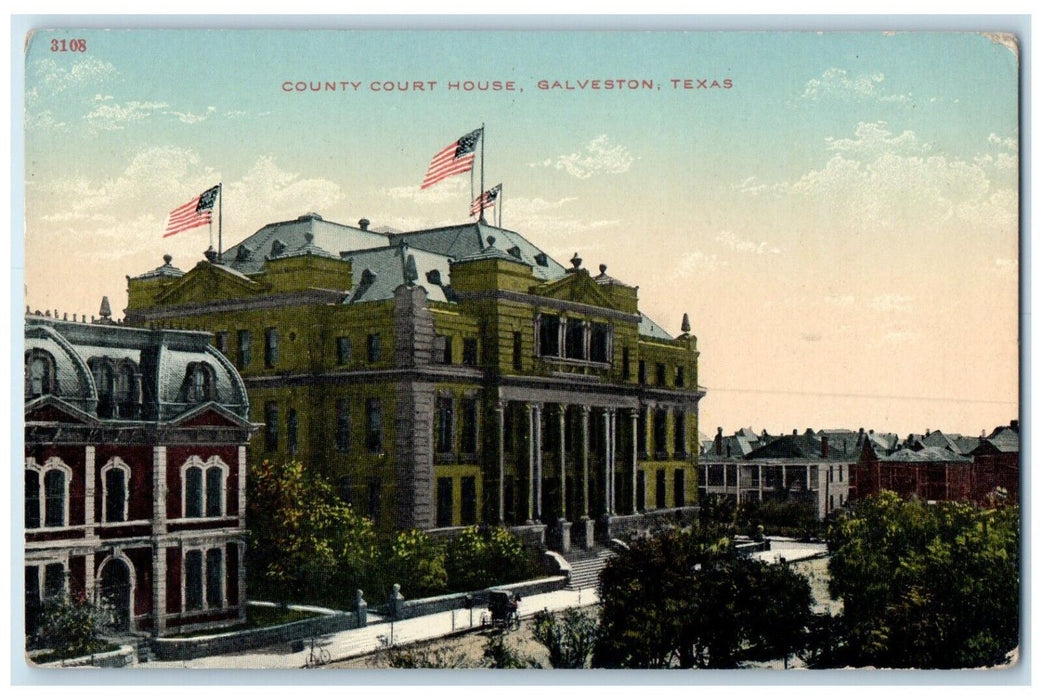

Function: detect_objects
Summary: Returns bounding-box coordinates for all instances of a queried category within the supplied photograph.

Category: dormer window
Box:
[90,359,116,418]
[534,253,548,266]
[25,351,55,399]
[114,362,139,418]
[185,363,216,403]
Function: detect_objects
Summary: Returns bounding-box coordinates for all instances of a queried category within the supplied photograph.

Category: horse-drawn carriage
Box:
[481,589,521,630]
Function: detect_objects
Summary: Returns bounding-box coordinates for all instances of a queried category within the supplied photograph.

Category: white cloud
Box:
[26,109,67,132]
[715,230,780,255]
[675,249,727,276]
[742,123,1018,234]
[84,100,169,131]
[33,56,117,93]
[530,134,634,179]
[800,68,911,103]
[869,294,914,313]
[225,157,343,230]
[988,133,1017,151]
[385,176,470,204]
[167,106,217,124]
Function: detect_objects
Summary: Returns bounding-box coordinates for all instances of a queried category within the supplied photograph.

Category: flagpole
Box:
[217,182,223,264]
[499,184,503,228]
[479,123,486,224]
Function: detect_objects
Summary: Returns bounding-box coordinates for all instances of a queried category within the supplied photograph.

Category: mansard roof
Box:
[638,312,673,340]
[24,314,249,421]
[341,244,453,304]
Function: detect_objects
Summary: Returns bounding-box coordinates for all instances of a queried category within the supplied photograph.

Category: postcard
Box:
[18,24,1021,674]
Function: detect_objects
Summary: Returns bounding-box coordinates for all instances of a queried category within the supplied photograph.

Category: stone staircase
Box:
[562,547,614,591]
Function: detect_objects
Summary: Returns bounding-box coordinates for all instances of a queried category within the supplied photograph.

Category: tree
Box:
[531,608,599,668]
[445,526,535,592]
[382,528,448,600]
[828,491,1019,668]
[482,632,541,669]
[247,460,378,605]
[593,525,813,669]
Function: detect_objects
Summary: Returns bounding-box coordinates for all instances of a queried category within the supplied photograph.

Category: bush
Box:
[531,608,598,668]
[382,529,449,600]
[445,526,535,592]
[34,595,107,659]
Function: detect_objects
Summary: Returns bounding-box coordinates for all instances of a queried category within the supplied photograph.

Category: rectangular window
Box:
[461,399,478,454]
[636,471,646,512]
[675,366,685,388]
[25,470,40,529]
[674,411,686,456]
[185,550,203,611]
[674,469,686,508]
[287,409,298,455]
[565,319,585,359]
[708,465,725,486]
[462,338,478,366]
[461,476,477,525]
[590,323,610,363]
[25,566,41,635]
[436,397,454,453]
[264,401,279,452]
[366,398,382,452]
[538,314,561,357]
[336,336,352,365]
[656,469,667,509]
[43,562,65,600]
[653,409,667,457]
[336,400,351,453]
[504,404,515,452]
[622,347,631,379]
[655,363,667,386]
[237,330,252,369]
[436,477,453,527]
[264,328,279,368]
[206,549,223,609]
[367,334,381,363]
[214,331,228,355]
[638,360,647,385]
[434,335,452,364]
[512,331,523,370]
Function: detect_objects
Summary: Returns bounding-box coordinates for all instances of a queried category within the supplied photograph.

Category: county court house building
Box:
[125,213,704,551]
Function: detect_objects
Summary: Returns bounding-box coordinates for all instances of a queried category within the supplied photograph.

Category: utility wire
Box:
[701,386,1017,406]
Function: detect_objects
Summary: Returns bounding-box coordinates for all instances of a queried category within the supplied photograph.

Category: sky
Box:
[20,28,1020,438]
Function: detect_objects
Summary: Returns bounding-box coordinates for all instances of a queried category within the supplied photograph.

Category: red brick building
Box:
[24,309,256,642]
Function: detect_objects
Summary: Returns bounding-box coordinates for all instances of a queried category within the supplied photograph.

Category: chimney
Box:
[1011,419,1019,433]
[715,427,723,455]
[792,428,798,436]
[358,218,370,231]
[821,436,829,459]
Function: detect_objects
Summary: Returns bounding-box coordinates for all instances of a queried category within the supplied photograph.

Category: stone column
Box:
[581,406,591,518]
[533,403,543,522]
[758,465,764,502]
[526,403,535,524]
[609,409,617,514]
[84,446,95,535]
[629,408,639,514]
[558,406,567,519]
[603,409,612,515]
[496,401,505,524]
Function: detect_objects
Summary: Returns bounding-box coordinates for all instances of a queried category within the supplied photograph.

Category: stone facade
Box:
[125,215,704,547]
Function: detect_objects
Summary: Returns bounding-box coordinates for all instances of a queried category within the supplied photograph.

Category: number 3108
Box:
[50,39,87,52]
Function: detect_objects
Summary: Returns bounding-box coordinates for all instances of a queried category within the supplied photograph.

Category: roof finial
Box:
[570,252,582,270]
[163,254,173,265]
[486,235,496,248]
[681,313,691,334]
[99,296,111,319]
[599,263,607,275]
[304,231,315,244]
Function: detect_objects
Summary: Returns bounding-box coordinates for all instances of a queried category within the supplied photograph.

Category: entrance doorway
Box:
[98,558,132,633]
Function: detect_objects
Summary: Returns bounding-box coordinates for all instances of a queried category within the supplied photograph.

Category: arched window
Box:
[287,409,298,455]
[184,547,225,612]
[25,458,72,530]
[44,468,68,527]
[185,363,216,403]
[101,459,130,523]
[182,457,228,518]
[185,465,204,518]
[25,352,55,399]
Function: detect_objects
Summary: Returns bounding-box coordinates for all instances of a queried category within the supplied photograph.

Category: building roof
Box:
[389,222,567,281]
[24,314,249,421]
[342,244,453,304]
[222,213,391,275]
[132,254,184,280]
[881,446,972,463]
[639,312,673,340]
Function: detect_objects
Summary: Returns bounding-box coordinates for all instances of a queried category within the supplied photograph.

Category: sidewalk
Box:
[139,586,600,669]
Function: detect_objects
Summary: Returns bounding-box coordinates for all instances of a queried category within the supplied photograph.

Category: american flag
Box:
[421,129,482,189]
[164,185,220,238]
[470,183,502,216]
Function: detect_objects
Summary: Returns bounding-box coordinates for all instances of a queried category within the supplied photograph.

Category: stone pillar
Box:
[85,446,96,534]
[629,408,639,515]
[355,589,368,627]
[152,546,166,636]
[237,445,247,529]
[581,406,590,518]
[388,583,404,620]
[602,409,612,515]
[558,406,567,519]
[526,403,535,524]
[609,409,617,514]
[152,445,167,635]
[533,403,543,521]
[758,465,764,502]
[496,401,505,524]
